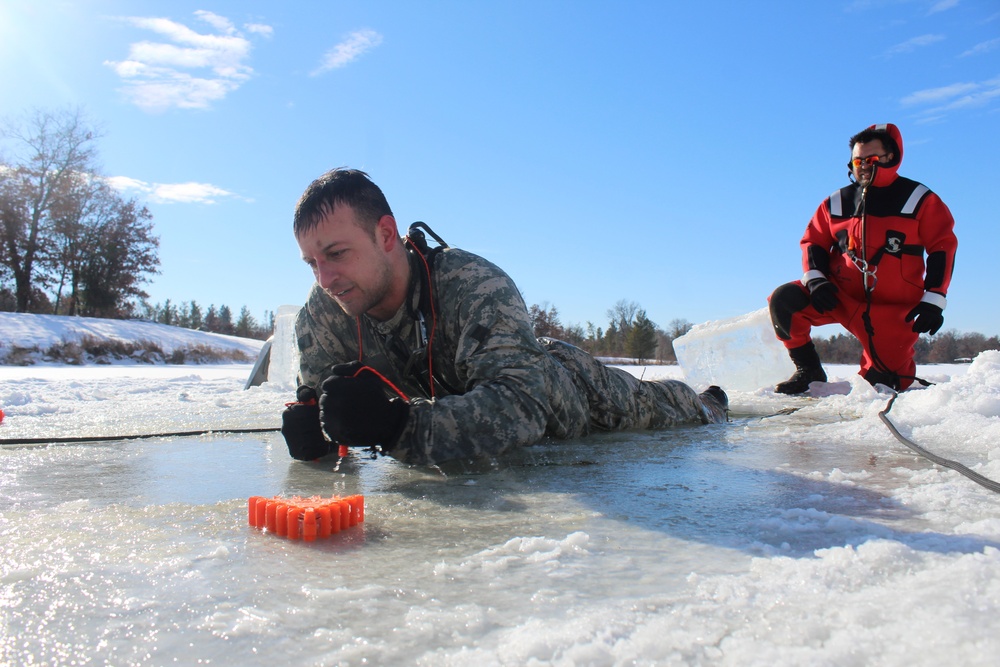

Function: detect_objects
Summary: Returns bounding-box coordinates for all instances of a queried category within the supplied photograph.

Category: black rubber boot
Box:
[774,342,827,395]
[698,385,729,423]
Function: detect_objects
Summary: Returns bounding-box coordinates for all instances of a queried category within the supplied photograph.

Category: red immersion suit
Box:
[769,123,957,389]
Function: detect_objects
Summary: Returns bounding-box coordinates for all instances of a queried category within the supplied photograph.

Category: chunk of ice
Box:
[267,305,301,388]
[673,308,795,391]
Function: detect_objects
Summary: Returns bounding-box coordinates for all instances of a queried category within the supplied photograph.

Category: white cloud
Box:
[928,0,959,14]
[193,10,236,35]
[846,0,956,14]
[107,176,246,205]
[245,23,274,38]
[960,38,1000,57]
[312,29,383,76]
[885,34,945,56]
[105,176,147,191]
[901,77,1000,119]
[105,11,272,112]
[901,81,980,105]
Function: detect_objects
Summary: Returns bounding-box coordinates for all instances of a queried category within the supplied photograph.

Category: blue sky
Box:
[2,0,998,336]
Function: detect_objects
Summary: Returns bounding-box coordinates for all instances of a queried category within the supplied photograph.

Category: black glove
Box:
[319,363,409,450]
[906,301,944,335]
[281,385,332,460]
[806,277,840,313]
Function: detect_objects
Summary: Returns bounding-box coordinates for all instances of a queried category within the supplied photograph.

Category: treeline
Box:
[136,299,275,341]
[529,299,693,363]
[1,108,158,318]
[815,330,1000,365]
[533,299,999,366]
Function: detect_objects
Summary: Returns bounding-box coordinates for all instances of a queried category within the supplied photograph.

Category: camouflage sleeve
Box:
[388,252,589,466]
[294,284,360,389]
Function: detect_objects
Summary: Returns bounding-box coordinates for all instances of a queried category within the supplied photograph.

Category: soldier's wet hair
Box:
[293,168,393,238]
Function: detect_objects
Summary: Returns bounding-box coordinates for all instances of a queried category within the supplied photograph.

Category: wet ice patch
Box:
[433,532,590,578]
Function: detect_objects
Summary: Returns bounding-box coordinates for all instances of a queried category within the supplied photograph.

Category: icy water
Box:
[3,419,996,666]
[1,426,744,666]
[2,361,1000,665]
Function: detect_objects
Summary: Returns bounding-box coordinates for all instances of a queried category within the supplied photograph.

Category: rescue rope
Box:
[878,391,1000,493]
[852,179,930,390]
[0,427,280,448]
[763,393,1000,494]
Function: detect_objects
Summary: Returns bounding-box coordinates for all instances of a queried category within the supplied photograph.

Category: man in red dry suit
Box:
[768,123,957,393]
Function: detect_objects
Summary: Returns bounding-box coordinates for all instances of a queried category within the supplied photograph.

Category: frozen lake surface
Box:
[2,358,1000,666]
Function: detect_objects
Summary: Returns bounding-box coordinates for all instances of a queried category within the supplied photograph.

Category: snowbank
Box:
[0,312,265,364]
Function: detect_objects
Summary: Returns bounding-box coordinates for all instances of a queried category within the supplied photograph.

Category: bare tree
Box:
[0,108,100,312]
[1,108,159,317]
[666,318,693,340]
[607,299,640,334]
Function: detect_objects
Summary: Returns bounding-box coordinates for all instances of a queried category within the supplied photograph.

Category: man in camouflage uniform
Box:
[281,168,728,467]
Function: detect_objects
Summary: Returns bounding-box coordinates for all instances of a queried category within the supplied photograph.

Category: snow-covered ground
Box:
[1,313,999,666]
[0,311,264,364]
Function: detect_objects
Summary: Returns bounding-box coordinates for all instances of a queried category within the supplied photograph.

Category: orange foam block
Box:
[247,494,365,541]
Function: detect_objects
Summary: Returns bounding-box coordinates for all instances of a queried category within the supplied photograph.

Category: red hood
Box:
[868,122,903,187]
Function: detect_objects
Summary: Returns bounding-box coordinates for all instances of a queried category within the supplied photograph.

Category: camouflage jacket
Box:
[296,245,717,465]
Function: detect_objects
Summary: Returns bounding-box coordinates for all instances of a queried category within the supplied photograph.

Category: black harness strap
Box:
[355,221,460,398]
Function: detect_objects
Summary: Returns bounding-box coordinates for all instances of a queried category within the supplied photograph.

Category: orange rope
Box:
[350,364,410,401]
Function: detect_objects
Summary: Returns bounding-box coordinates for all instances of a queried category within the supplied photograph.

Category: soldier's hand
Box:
[319,365,409,450]
[281,385,332,460]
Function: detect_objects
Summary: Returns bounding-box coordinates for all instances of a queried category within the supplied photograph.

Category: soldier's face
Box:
[297,204,396,319]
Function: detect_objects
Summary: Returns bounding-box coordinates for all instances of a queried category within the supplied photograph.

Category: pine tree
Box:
[235,306,257,338]
[625,310,658,362]
[188,301,203,331]
[217,305,234,335]
[157,299,176,326]
[204,305,219,332]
